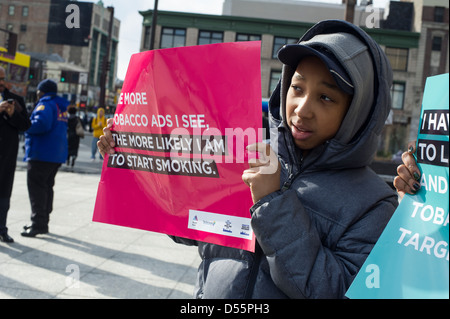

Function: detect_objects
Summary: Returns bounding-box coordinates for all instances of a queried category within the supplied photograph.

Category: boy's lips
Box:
[291,122,313,141]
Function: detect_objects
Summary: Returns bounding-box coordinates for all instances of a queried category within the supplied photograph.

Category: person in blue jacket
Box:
[21,79,69,237]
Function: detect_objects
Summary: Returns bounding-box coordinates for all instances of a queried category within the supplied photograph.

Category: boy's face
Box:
[286,56,352,152]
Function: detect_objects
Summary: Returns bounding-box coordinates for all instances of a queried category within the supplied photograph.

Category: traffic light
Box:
[29,68,36,80]
[5,32,17,56]
[60,70,79,83]
[60,70,67,82]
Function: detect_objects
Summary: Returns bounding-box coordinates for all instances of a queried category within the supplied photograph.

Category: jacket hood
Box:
[269,20,393,171]
[96,107,105,118]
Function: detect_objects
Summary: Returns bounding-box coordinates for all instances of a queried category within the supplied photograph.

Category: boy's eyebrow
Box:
[294,73,340,92]
[321,81,340,91]
[294,73,304,81]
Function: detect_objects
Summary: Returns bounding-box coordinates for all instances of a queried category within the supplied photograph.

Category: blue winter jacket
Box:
[24,94,69,163]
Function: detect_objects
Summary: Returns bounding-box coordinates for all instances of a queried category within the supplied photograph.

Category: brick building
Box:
[139,2,425,158]
[0,0,120,107]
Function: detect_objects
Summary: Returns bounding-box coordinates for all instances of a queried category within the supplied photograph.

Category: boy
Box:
[98,20,398,298]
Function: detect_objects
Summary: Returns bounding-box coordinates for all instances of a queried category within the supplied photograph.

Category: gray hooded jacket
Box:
[173,20,398,299]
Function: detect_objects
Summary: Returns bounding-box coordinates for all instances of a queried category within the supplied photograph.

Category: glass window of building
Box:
[391,82,405,110]
[143,26,151,49]
[269,70,282,95]
[432,36,442,51]
[8,5,15,16]
[236,33,261,42]
[434,7,445,23]
[385,47,408,71]
[198,30,223,45]
[272,36,298,58]
[160,27,186,49]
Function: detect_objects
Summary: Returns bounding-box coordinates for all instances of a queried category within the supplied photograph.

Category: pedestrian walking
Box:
[21,79,69,237]
[67,106,83,170]
[0,66,31,243]
[91,107,106,161]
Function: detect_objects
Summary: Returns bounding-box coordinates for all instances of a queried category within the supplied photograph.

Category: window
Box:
[94,14,100,27]
[432,36,442,51]
[198,30,223,45]
[143,26,151,49]
[236,33,261,42]
[20,24,27,32]
[391,82,405,110]
[272,36,298,59]
[160,27,186,49]
[434,7,445,23]
[22,6,29,17]
[269,70,282,95]
[385,47,408,71]
[8,5,15,16]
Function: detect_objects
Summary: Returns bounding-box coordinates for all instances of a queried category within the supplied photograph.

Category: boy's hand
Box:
[393,141,421,199]
[97,118,115,157]
[242,142,281,204]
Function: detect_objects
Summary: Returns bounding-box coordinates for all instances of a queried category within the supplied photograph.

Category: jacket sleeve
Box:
[251,188,396,299]
[26,103,54,135]
[168,235,198,246]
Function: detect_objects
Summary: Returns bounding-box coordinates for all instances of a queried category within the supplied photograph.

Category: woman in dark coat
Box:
[0,66,31,242]
[67,107,83,169]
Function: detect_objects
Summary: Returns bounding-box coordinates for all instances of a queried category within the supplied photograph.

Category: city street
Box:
[0,133,201,299]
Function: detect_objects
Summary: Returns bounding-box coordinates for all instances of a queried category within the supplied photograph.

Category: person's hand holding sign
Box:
[97,118,115,157]
[242,142,281,204]
[393,141,421,199]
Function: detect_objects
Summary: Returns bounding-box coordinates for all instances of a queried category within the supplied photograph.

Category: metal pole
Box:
[99,6,114,109]
[149,0,159,50]
[344,0,357,23]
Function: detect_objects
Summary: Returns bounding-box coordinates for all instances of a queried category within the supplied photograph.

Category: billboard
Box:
[47,0,93,46]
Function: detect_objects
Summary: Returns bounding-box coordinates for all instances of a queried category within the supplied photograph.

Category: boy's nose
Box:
[294,97,313,119]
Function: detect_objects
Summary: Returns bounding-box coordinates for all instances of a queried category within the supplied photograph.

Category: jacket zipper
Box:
[281,154,303,191]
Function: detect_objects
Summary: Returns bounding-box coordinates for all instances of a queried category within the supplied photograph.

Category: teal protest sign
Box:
[346,73,449,299]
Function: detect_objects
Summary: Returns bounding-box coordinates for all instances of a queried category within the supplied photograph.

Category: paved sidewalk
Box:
[0,136,201,299]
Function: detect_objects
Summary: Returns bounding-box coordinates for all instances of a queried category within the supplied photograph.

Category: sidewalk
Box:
[0,135,201,299]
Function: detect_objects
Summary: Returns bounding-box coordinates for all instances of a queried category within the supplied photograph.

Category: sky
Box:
[77,0,391,80]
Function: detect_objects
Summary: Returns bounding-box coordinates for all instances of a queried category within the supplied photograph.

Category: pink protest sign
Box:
[93,41,262,252]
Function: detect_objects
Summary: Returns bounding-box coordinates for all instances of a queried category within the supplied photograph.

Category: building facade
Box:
[408,0,449,141]
[0,0,120,108]
[139,6,422,158]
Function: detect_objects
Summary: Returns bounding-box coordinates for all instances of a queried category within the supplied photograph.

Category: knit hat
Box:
[37,79,58,94]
